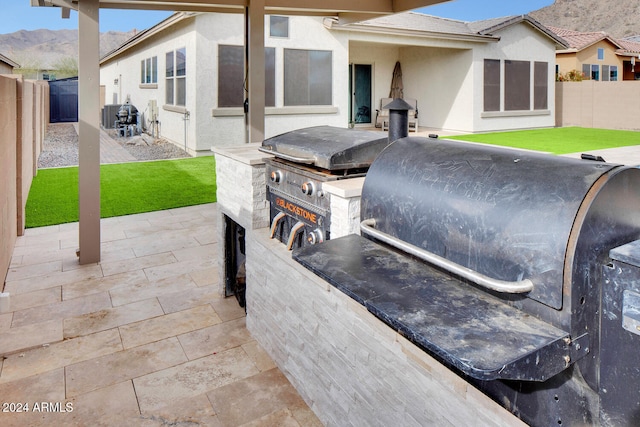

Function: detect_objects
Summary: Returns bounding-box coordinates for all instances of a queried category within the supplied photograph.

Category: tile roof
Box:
[355,12,477,35]
[617,38,640,55]
[546,26,640,56]
[546,26,616,50]
[348,12,567,47]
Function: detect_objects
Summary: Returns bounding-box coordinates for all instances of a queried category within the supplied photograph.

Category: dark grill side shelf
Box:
[293,234,573,382]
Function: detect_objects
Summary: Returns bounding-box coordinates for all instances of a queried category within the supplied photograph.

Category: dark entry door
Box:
[49,79,79,123]
[349,64,372,125]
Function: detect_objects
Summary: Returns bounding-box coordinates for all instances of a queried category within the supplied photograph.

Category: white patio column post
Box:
[78,0,101,264]
[247,0,265,143]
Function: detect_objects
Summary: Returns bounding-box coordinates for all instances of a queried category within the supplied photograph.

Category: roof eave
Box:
[100,12,195,64]
[328,22,500,44]
[0,53,20,68]
[477,15,569,49]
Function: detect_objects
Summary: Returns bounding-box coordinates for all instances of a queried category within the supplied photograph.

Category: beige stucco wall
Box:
[348,21,558,133]
[472,23,558,132]
[101,13,349,153]
[0,75,17,286]
[556,80,640,130]
[0,75,47,288]
[0,62,14,75]
[557,40,625,79]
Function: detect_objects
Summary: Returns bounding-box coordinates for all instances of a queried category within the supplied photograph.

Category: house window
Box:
[582,63,591,80]
[166,48,186,106]
[534,62,548,110]
[483,59,501,112]
[610,65,618,81]
[217,45,275,108]
[602,65,610,81]
[270,16,289,38]
[140,56,157,84]
[504,60,530,111]
[483,59,548,112]
[597,48,605,61]
[591,64,600,81]
[284,49,332,106]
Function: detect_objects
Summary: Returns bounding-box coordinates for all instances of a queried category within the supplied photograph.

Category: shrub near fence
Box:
[556,80,640,130]
[0,74,48,288]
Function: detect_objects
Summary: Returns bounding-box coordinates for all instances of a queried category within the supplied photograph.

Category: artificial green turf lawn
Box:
[445,127,640,155]
[26,156,216,228]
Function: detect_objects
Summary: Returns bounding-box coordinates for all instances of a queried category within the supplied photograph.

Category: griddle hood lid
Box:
[260,126,390,170]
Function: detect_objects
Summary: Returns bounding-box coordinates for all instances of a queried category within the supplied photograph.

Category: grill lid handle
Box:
[360,219,534,294]
[258,147,315,164]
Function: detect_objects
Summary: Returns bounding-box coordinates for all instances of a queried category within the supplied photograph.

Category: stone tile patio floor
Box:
[0,203,322,426]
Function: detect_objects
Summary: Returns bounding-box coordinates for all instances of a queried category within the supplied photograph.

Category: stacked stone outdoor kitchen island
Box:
[214,129,640,426]
[213,137,526,427]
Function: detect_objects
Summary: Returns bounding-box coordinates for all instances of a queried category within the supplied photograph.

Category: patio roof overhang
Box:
[30,0,450,265]
[32,0,450,23]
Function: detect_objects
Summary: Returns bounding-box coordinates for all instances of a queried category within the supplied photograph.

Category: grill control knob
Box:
[301,181,316,196]
[307,229,324,245]
[270,170,283,183]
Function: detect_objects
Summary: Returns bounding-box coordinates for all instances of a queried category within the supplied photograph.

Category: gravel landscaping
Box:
[38,123,191,168]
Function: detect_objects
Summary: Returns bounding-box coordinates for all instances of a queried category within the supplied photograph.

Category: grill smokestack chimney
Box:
[384,98,413,144]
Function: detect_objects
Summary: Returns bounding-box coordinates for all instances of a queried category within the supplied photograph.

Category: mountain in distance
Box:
[0,28,136,69]
[529,0,640,38]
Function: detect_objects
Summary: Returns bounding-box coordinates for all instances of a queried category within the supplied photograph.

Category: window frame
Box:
[284,48,333,107]
[217,44,276,108]
[597,48,605,61]
[270,16,289,38]
[482,58,549,115]
[483,59,501,112]
[504,60,531,111]
[591,64,600,81]
[165,48,186,107]
[140,55,158,86]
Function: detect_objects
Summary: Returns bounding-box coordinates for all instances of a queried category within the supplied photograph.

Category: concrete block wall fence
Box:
[0,74,48,291]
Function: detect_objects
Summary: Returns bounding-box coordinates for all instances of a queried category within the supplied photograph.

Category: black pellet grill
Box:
[294,136,640,426]
[259,126,389,250]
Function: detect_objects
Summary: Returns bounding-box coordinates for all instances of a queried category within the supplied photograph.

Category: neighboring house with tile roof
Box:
[100,12,566,153]
[550,26,640,81]
[0,53,19,74]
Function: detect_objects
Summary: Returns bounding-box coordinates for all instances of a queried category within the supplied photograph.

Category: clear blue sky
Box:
[417,0,554,21]
[2,0,554,35]
[2,2,173,34]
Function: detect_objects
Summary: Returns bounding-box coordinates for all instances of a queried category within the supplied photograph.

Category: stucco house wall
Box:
[472,22,558,132]
[348,33,476,132]
[203,14,348,148]
[101,13,348,154]
[101,16,199,153]
[348,18,558,133]
[101,12,562,151]
[0,62,13,74]
[400,46,474,131]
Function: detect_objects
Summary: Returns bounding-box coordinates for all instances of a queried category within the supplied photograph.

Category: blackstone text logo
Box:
[275,198,317,224]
